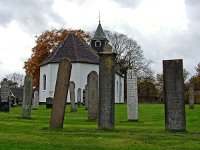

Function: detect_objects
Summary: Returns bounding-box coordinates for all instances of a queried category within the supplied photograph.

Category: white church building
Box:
[39,22,124,103]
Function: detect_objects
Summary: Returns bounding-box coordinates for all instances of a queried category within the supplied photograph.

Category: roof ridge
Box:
[72,33,79,61]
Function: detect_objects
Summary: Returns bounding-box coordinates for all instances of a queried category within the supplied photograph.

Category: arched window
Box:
[95,41,101,47]
[43,74,46,90]
[117,81,118,95]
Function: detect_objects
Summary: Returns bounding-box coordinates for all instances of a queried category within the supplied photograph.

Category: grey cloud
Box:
[0,0,65,34]
[112,0,142,8]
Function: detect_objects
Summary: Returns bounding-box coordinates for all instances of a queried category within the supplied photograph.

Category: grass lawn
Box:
[0,104,200,150]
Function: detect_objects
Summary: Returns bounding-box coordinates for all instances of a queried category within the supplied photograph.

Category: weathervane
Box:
[99,11,101,23]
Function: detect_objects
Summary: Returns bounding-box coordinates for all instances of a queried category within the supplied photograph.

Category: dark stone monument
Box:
[189,84,194,109]
[50,58,72,129]
[98,44,116,130]
[0,78,10,112]
[85,84,88,110]
[69,81,76,112]
[77,88,81,107]
[87,71,99,120]
[22,74,33,118]
[163,59,186,131]
[46,97,53,109]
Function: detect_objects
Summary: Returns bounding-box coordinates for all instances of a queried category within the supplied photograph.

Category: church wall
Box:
[115,74,124,103]
[39,63,124,103]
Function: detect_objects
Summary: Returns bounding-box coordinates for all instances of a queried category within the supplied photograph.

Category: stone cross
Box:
[77,88,81,107]
[50,58,72,129]
[22,74,33,118]
[87,71,99,120]
[189,84,194,109]
[127,69,138,121]
[69,81,76,112]
[163,59,186,131]
[32,91,39,110]
[98,47,116,130]
[0,78,10,112]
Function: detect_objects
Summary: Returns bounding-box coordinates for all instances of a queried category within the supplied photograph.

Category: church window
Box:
[43,74,46,90]
[95,41,101,47]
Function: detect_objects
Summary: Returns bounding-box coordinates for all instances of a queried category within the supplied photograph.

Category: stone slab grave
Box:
[22,74,33,118]
[163,59,186,131]
[49,58,72,129]
[77,88,81,107]
[189,83,194,109]
[127,69,138,121]
[0,78,10,112]
[87,71,99,120]
[98,44,116,130]
[85,84,88,110]
[32,91,39,110]
[69,81,76,112]
[46,97,53,109]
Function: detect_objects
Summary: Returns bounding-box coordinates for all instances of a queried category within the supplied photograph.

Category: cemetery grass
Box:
[0,104,200,150]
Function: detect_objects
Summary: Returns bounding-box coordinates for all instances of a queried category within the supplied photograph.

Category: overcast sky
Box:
[0,0,199,79]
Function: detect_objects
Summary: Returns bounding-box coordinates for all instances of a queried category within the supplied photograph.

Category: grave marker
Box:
[50,58,72,129]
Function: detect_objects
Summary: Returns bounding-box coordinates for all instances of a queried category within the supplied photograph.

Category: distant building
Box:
[39,22,124,103]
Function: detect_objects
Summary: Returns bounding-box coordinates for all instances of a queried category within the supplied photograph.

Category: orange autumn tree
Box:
[24,29,90,87]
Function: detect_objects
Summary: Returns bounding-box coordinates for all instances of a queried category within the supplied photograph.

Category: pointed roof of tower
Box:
[92,22,107,40]
[40,33,99,66]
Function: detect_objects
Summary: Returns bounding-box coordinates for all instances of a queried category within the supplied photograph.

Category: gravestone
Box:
[46,97,53,109]
[50,58,72,129]
[22,74,33,118]
[163,59,186,131]
[32,91,39,110]
[77,88,81,107]
[87,71,99,120]
[85,84,88,110]
[0,78,10,112]
[127,69,138,121]
[98,44,116,130]
[82,89,85,106]
[189,84,194,109]
[70,81,76,112]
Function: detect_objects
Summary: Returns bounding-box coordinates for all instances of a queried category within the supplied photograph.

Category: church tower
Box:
[91,21,109,53]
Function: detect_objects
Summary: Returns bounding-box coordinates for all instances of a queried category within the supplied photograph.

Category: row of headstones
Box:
[40,47,190,131]
[0,77,39,115]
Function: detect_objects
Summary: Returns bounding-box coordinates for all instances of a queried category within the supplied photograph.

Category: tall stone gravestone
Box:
[98,44,116,130]
[77,88,81,107]
[85,84,88,110]
[70,81,76,112]
[0,78,10,112]
[32,91,39,110]
[189,84,194,109]
[22,74,33,118]
[87,71,99,120]
[50,58,72,129]
[163,59,186,131]
[127,69,138,121]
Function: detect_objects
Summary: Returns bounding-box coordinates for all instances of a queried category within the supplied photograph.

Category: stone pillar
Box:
[50,58,72,129]
[70,81,76,112]
[85,84,88,110]
[127,69,138,121]
[22,74,33,118]
[46,97,53,109]
[0,78,11,112]
[189,84,194,109]
[98,44,116,130]
[163,59,186,131]
[77,88,81,107]
[87,71,99,120]
[32,91,39,110]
